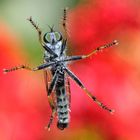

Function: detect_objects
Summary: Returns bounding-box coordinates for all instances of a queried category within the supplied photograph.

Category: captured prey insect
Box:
[3,8,118,130]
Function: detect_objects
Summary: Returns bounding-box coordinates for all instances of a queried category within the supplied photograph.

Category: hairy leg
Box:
[3,62,55,73]
[27,16,44,45]
[63,40,119,63]
[64,67,114,114]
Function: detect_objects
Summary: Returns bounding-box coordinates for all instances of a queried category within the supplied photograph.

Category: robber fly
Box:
[3,8,118,130]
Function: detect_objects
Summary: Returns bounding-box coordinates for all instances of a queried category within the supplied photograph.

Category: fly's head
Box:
[43,25,63,57]
[43,25,62,45]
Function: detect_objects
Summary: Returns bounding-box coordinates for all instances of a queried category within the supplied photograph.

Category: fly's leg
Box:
[82,40,119,59]
[3,65,37,73]
[3,62,55,73]
[47,96,56,131]
[63,40,119,63]
[48,70,58,96]
[27,16,43,45]
[27,17,58,56]
[64,67,114,114]
[44,70,52,94]
[61,7,69,38]
[47,76,57,131]
[46,70,60,130]
[44,70,56,131]
[60,39,67,56]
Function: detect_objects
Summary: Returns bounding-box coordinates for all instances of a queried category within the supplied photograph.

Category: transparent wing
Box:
[44,69,51,93]
[44,69,56,103]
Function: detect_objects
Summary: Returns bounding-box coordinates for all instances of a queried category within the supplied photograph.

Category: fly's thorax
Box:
[45,41,63,56]
[44,53,67,69]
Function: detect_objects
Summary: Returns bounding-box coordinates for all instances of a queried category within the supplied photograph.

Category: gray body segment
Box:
[44,36,70,129]
[55,72,70,125]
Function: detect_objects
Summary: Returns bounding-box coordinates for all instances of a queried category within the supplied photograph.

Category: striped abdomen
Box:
[56,72,70,130]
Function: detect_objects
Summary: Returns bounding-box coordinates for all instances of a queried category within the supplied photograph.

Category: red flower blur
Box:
[69,0,140,140]
[0,22,49,140]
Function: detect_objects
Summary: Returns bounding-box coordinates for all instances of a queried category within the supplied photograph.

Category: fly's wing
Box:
[44,69,57,130]
[44,69,56,102]
[44,70,50,93]
[65,75,71,107]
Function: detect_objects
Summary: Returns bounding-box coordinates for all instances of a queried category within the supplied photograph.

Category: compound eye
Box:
[43,33,51,43]
[54,32,62,41]
[43,32,62,43]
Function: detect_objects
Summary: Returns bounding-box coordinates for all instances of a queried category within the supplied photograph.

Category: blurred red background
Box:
[1,0,140,140]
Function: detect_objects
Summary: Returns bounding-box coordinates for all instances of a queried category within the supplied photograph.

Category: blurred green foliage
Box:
[0,0,81,63]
